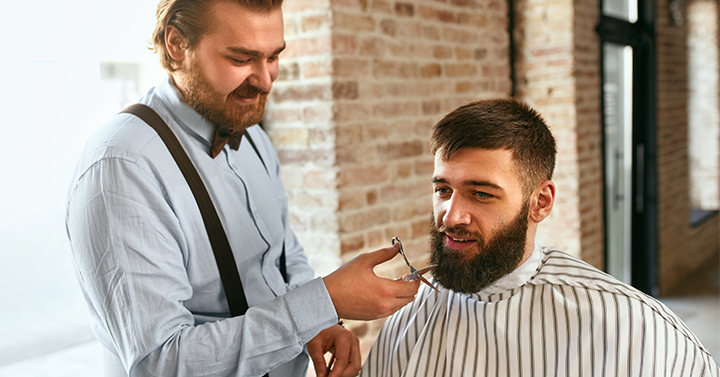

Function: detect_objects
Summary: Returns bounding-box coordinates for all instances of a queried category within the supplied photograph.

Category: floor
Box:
[0,257,717,376]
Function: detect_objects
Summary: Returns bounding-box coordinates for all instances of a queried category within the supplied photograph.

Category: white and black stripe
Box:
[361,245,719,377]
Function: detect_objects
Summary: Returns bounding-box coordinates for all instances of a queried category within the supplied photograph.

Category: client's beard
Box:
[429,201,530,294]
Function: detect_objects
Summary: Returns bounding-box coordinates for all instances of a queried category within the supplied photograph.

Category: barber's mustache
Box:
[231,82,270,97]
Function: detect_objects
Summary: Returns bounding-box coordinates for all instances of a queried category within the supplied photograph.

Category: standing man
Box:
[66,0,419,376]
[361,98,719,376]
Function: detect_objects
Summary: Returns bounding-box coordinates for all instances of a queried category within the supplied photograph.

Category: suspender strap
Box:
[121,104,250,316]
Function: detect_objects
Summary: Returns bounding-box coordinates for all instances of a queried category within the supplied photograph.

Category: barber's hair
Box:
[431,97,557,195]
[151,0,283,72]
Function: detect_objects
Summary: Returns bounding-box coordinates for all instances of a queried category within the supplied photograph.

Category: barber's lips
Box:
[232,93,260,104]
[445,233,476,250]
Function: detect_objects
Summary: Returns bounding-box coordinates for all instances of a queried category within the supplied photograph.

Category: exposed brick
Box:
[339,165,389,187]
[373,60,419,78]
[336,123,364,145]
[303,58,333,78]
[423,25,441,40]
[433,45,453,59]
[418,6,455,23]
[411,218,430,238]
[378,140,424,159]
[457,12,488,28]
[332,34,358,54]
[359,37,386,56]
[303,102,334,123]
[278,62,301,81]
[333,81,359,99]
[339,207,391,232]
[334,102,372,122]
[333,58,371,77]
[303,169,338,189]
[422,100,441,115]
[266,127,310,147]
[272,83,330,103]
[277,148,335,166]
[443,27,477,43]
[366,189,378,205]
[421,63,442,77]
[334,11,376,32]
[370,0,392,13]
[341,234,365,254]
[395,2,415,17]
[301,12,331,32]
[380,19,397,36]
[444,63,478,77]
[456,81,472,93]
[339,189,366,210]
[456,46,473,60]
[474,47,488,59]
[283,35,332,58]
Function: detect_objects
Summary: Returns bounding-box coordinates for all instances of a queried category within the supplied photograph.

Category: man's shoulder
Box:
[80,97,176,166]
[533,246,648,299]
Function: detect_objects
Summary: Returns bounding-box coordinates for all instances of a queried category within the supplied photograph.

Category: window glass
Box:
[688,0,719,217]
[603,0,639,23]
[603,43,634,283]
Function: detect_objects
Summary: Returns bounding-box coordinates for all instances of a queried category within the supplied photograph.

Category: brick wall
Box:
[266,0,719,370]
[269,0,512,362]
[513,0,604,266]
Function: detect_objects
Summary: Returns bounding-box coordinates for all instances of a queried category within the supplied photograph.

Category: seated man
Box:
[360,98,720,376]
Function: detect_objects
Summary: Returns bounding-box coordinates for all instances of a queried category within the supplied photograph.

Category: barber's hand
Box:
[323,243,421,320]
[307,324,360,377]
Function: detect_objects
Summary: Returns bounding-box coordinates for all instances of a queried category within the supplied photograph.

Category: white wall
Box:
[0,0,164,365]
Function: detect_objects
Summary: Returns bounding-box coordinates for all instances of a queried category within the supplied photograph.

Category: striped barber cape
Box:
[360,244,719,377]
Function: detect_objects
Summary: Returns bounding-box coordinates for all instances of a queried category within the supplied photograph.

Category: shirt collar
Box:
[475,242,543,296]
[154,76,217,152]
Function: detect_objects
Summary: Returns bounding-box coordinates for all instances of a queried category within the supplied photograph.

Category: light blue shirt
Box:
[66,77,338,377]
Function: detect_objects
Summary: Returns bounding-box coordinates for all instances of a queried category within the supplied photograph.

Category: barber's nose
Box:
[248,61,274,93]
[441,195,472,228]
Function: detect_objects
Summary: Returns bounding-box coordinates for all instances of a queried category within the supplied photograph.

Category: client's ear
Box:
[529,180,555,223]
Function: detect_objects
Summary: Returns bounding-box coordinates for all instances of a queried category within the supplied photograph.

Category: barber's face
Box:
[170,2,285,132]
[430,148,532,294]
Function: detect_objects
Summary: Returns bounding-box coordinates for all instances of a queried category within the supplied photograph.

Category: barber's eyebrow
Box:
[432,177,503,191]
[226,42,287,57]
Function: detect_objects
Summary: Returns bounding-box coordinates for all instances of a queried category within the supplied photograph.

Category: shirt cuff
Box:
[284,276,338,344]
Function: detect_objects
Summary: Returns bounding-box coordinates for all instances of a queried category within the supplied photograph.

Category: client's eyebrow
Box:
[432,177,503,191]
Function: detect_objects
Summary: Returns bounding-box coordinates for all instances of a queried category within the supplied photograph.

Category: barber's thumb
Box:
[367,243,401,266]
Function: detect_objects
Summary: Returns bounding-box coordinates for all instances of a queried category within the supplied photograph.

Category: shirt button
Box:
[231,164,239,170]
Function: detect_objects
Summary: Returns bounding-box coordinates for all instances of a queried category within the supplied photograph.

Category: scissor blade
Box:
[418,275,440,292]
[409,265,439,292]
[413,264,436,276]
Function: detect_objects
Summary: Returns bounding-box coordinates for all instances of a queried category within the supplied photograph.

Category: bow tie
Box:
[210,126,244,158]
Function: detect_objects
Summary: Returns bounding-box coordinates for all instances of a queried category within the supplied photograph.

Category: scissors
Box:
[392,237,440,292]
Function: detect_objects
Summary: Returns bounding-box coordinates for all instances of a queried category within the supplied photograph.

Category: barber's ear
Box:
[165,25,188,63]
[529,180,555,223]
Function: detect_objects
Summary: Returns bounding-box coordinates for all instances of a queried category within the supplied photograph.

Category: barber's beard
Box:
[429,201,530,294]
[182,60,268,133]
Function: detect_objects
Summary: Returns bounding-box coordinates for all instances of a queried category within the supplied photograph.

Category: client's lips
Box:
[445,232,476,250]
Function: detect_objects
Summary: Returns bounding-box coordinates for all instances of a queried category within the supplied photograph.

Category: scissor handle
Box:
[392,237,413,267]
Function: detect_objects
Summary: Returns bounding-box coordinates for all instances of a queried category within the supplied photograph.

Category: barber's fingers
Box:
[307,338,330,377]
[328,333,361,377]
[359,242,401,267]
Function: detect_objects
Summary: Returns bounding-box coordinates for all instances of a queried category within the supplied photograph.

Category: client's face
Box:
[430,147,531,294]
[429,202,529,294]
